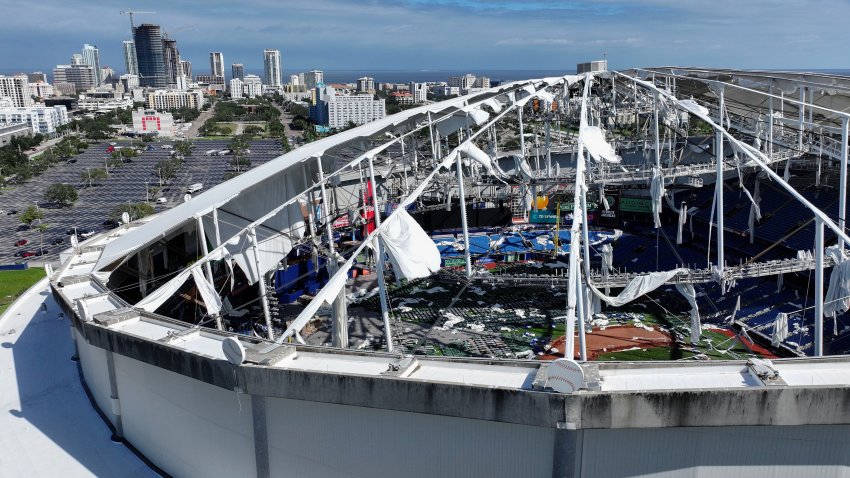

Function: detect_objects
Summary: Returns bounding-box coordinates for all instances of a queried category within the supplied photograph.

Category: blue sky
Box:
[1,0,848,74]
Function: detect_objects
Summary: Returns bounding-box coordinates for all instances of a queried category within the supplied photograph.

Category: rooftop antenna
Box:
[120,9,156,37]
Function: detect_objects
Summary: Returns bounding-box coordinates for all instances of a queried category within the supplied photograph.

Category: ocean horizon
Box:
[2,67,848,85]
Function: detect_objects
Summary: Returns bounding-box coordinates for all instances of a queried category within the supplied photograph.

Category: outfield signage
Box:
[620,197,653,214]
[529,210,559,224]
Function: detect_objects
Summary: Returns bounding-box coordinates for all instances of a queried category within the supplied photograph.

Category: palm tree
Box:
[36,222,49,257]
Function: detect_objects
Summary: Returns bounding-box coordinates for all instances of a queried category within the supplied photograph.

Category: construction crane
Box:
[120,9,155,36]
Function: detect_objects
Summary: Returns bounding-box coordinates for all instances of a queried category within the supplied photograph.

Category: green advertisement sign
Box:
[444,258,467,267]
[620,197,653,214]
[529,210,560,224]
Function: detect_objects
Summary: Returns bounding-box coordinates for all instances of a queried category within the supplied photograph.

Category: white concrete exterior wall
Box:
[580,425,850,477]
[113,353,256,478]
[75,328,119,427]
[265,396,555,478]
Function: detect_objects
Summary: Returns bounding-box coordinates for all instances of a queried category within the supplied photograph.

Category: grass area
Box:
[0,268,45,317]
[597,347,698,361]
[217,123,238,134]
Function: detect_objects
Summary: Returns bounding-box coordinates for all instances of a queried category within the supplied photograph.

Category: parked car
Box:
[51,237,65,245]
[33,249,48,256]
[7,209,18,215]
[106,145,115,153]
[102,219,119,229]
[66,158,78,164]
[79,229,96,238]
[21,251,36,258]
[14,239,27,247]
[65,228,77,235]
[156,197,167,204]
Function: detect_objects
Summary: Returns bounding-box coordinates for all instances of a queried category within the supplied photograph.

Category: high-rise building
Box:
[145,89,205,110]
[263,49,282,87]
[123,41,139,76]
[196,75,224,86]
[232,63,244,80]
[304,70,324,90]
[290,74,300,86]
[162,38,181,89]
[209,52,225,79]
[54,82,76,96]
[28,72,47,83]
[81,44,102,86]
[71,54,84,66]
[179,60,192,80]
[229,78,243,98]
[312,84,386,128]
[0,100,69,135]
[409,82,428,103]
[101,67,116,85]
[356,77,375,94]
[28,81,54,99]
[0,75,33,107]
[134,24,167,88]
[448,74,477,91]
[474,76,490,89]
[53,64,96,92]
[243,75,262,98]
[120,74,140,91]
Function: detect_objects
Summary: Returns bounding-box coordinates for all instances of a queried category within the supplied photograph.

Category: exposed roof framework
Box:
[82,68,850,360]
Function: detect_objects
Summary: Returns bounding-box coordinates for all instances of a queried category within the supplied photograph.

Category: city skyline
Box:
[1,0,848,73]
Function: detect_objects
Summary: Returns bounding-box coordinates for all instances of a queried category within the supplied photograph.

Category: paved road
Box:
[0,138,284,265]
[271,103,305,146]
[26,135,69,159]
[186,108,215,139]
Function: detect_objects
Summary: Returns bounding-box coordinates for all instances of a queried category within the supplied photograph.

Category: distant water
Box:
[250,69,576,84]
[3,67,848,85]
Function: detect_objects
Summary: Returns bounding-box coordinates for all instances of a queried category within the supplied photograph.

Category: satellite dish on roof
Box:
[76,299,91,322]
[547,358,585,394]
[121,212,130,224]
[222,336,246,365]
[184,194,192,203]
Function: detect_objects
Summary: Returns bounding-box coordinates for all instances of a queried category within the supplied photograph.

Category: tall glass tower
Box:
[263,49,282,87]
[81,44,102,86]
[133,24,166,88]
[123,41,139,76]
[162,38,181,88]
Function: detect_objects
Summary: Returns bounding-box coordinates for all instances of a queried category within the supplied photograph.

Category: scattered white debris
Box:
[436,311,464,330]
[424,286,448,294]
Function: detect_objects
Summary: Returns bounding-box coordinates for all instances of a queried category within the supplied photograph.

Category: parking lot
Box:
[0,138,283,264]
